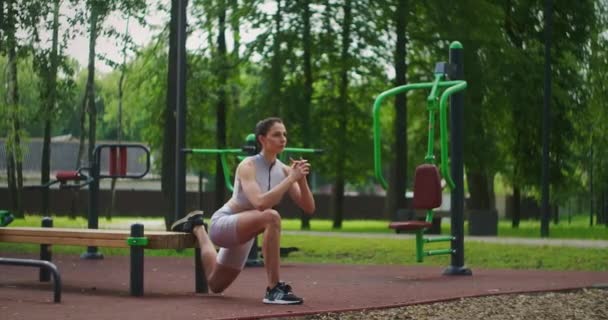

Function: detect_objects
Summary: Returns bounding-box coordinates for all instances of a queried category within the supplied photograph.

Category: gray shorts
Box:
[209,205,255,270]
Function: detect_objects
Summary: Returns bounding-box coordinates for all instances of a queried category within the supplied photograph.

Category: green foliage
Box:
[2,0,607,222]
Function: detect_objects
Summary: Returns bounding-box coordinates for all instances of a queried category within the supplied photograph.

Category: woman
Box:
[171,117,315,305]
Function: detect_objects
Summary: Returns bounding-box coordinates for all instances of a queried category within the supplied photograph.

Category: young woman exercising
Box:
[171,117,315,304]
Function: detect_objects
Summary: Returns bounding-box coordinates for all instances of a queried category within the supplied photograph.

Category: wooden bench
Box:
[0,223,207,302]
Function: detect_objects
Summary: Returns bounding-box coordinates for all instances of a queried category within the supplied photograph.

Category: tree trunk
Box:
[332,0,351,229]
[78,5,100,168]
[215,0,228,210]
[162,0,180,229]
[269,0,283,117]
[512,186,521,228]
[386,0,408,221]
[589,140,594,226]
[5,0,23,217]
[466,170,493,210]
[40,0,61,216]
[109,15,130,220]
[229,0,241,124]
[86,9,98,169]
[300,0,312,230]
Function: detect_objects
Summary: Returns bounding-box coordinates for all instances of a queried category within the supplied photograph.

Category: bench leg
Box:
[130,224,144,296]
[194,248,208,293]
[39,217,53,282]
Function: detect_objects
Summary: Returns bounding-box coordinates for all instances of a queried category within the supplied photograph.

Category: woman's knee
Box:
[209,282,228,294]
[262,209,281,228]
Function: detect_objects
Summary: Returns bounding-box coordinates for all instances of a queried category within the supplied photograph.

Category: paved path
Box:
[282,230,608,249]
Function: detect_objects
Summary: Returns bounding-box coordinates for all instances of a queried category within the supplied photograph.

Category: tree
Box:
[162,0,185,228]
[386,0,409,221]
[3,0,24,216]
[33,0,61,216]
[298,0,313,229]
[214,0,229,209]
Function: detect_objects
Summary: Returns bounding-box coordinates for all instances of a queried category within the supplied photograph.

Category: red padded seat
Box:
[55,171,80,182]
[413,164,442,210]
[389,221,433,231]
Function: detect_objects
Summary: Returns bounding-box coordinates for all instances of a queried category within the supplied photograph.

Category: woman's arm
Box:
[286,161,316,214]
[239,159,307,211]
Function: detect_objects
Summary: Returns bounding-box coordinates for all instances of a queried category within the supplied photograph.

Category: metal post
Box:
[444,41,471,276]
[541,0,553,237]
[245,237,264,267]
[82,147,103,259]
[130,223,145,296]
[174,0,188,223]
[194,248,208,293]
[39,217,53,281]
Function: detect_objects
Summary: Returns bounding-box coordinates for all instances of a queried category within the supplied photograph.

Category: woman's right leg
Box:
[192,225,241,293]
[194,208,281,292]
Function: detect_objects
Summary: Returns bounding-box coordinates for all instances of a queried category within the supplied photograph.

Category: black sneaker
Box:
[170,210,206,233]
[263,281,303,305]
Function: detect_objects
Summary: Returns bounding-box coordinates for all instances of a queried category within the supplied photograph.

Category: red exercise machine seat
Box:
[389,221,433,231]
[412,164,442,210]
[55,171,81,182]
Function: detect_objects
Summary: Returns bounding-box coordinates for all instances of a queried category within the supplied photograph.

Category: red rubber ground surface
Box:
[1,253,606,320]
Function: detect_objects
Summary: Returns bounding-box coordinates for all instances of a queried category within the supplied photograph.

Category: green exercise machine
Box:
[373,41,471,275]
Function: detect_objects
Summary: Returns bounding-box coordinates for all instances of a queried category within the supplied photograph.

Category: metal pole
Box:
[174,0,188,222]
[541,0,553,238]
[130,223,144,296]
[82,147,103,259]
[444,41,471,276]
[39,216,53,281]
[194,247,208,293]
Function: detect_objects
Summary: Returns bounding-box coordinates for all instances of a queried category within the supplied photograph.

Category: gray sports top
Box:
[230,154,287,210]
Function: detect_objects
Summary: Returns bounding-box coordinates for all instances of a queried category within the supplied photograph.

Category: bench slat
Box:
[0,227,197,249]
[0,234,129,248]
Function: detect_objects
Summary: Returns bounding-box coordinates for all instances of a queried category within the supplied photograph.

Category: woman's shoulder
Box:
[237,156,257,171]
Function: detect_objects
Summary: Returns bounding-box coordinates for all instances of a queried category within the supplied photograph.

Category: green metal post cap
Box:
[127,237,149,246]
[245,133,255,142]
[450,41,463,49]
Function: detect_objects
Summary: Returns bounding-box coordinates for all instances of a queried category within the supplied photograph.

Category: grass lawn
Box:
[281,215,608,240]
[1,215,607,272]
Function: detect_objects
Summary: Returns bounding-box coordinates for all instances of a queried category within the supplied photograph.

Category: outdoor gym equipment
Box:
[183,134,323,267]
[25,143,150,259]
[82,143,151,259]
[0,210,14,227]
[373,41,471,275]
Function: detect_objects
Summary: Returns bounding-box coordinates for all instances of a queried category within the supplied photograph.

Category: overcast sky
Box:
[65,9,166,73]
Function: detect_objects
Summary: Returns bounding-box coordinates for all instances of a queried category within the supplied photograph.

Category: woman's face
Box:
[260,122,287,154]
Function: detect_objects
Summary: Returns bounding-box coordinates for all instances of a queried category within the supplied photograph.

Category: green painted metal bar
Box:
[415,231,424,262]
[426,248,454,256]
[284,147,323,153]
[373,80,463,190]
[187,146,323,192]
[219,153,235,192]
[439,81,467,190]
[424,74,442,163]
[424,236,455,243]
[188,148,243,154]
[185,148,242,192]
